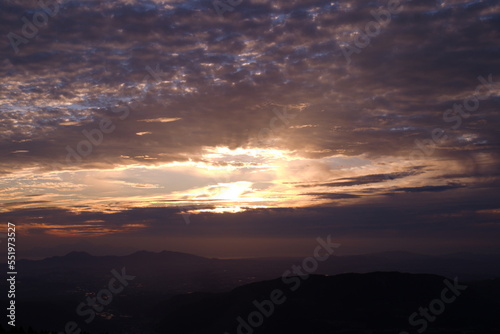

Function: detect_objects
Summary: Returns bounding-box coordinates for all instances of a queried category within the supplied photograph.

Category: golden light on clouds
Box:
[137,117,182,123]
[0,143,485,235]
[0,0,497,260]
[186,206,248,214]
[21,222,146,237]
[0,146,401,212]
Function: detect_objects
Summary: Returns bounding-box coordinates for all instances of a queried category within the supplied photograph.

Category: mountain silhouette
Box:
[2,251,500,333]
[156,272,500,334]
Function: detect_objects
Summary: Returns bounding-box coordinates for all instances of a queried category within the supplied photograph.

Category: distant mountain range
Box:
[1,250,499,333]
[7,249,500,287]
[15,241,138,260]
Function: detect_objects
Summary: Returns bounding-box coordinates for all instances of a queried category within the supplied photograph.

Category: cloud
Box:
[1,0,499,173]
[391,183,465,193]
[137,117,182,123]
[0,0,499,255]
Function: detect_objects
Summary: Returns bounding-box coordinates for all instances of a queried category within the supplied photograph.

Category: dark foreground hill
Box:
[1,251,500,333]
[156,272,500,334]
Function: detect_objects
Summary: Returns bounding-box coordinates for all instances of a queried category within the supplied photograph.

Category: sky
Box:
[1,0,499,259]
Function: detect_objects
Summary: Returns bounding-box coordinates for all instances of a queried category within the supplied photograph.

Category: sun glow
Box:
[186,206,247,214]
[210,182,252,200]
[178,181,269,205]
[201,146,297,163]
